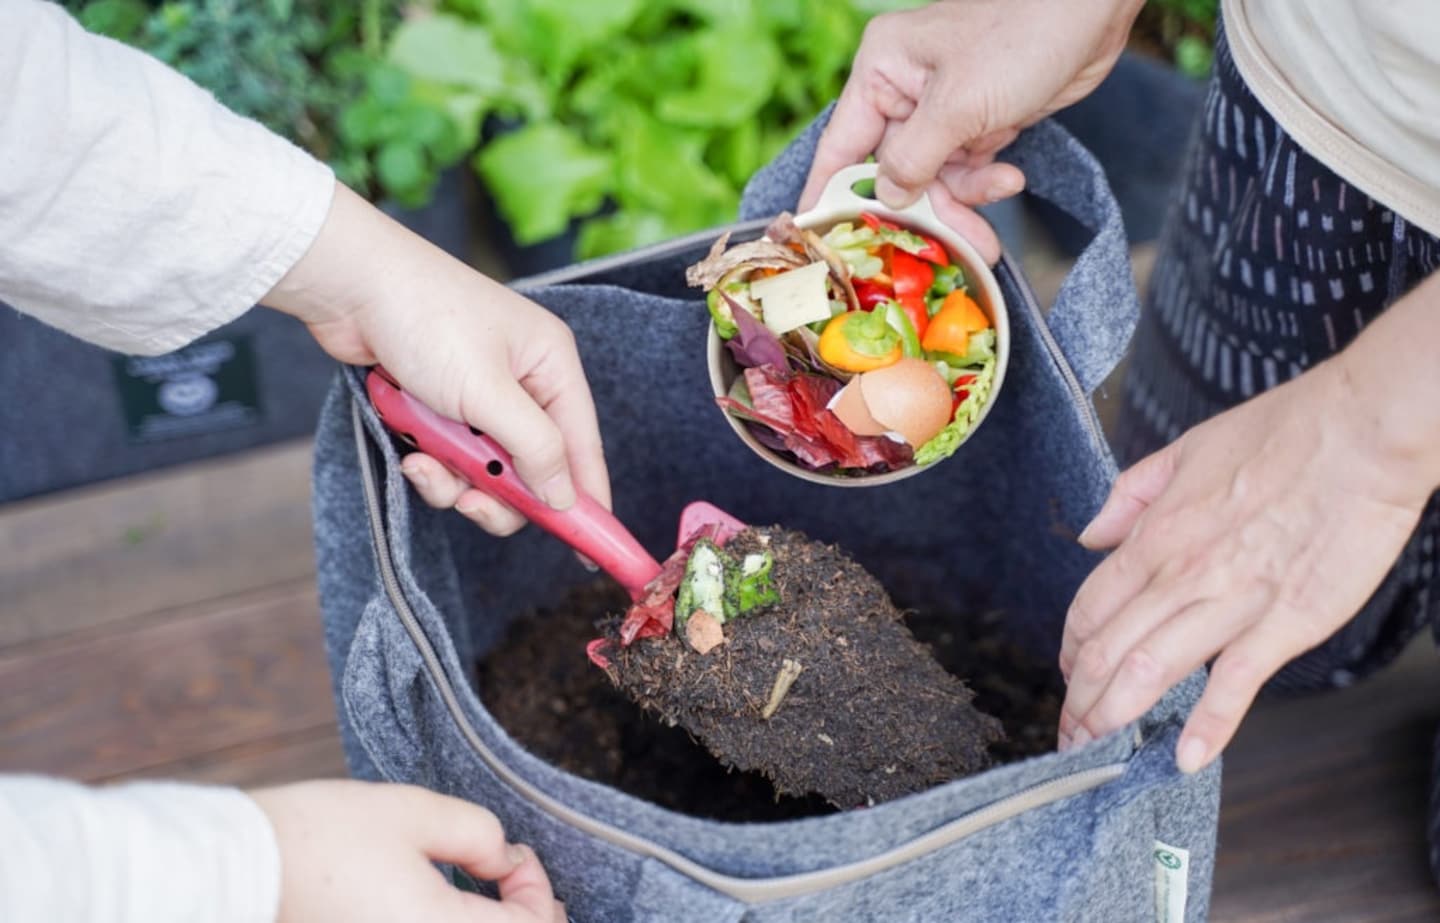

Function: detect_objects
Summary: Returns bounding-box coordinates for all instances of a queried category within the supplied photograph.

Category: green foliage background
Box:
[64,0,1219,262]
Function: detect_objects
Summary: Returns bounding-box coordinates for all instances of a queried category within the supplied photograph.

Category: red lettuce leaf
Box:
[725,300,788,370]
[716,364,914,473]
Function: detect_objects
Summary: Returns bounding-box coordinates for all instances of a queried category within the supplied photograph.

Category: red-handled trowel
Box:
[364,368,747,655]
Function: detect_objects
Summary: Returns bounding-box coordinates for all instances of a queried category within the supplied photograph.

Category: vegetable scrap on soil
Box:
[590,526,1005,809]
[476,571,1064,821]
[688,212,999,476]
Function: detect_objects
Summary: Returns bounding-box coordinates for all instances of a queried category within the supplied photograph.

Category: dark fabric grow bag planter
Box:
[313,111,1221,922]
[0,176,471,504]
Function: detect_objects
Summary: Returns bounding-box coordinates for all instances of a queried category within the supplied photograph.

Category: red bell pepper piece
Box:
[861,211,900,232]
[891,249,934,302]
[949,374,978,414]
[895,297,929,342]
[891,249,933,338]
[853,279,893,311]
[913,233,949,265]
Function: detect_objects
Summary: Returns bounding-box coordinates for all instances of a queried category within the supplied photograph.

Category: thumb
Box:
[1079,443,1181,549]
[874,82,988,208]
[495,845,563,922]
[800,76,889,210]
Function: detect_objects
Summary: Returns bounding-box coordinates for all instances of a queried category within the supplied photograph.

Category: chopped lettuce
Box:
[915,355,997,466]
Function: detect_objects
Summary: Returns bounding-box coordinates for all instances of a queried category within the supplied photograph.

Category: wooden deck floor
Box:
[2,439,1438,921]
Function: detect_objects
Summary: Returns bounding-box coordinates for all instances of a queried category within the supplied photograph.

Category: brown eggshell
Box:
[829,376,889,437]
[858,358,954,447]
[685,610,727,656]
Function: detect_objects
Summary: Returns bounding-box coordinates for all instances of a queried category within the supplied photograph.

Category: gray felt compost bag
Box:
[312,111,1221,922]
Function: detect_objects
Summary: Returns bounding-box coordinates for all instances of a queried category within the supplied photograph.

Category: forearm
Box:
[1336,270,1440,502]
[0,776,280,923]
[0,0,332,356]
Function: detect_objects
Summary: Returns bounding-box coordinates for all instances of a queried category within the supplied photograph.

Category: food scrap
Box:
[687,211,998,475]
[587,524,778,667]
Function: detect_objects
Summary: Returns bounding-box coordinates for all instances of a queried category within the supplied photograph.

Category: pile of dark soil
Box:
[476,530,1064,821]
[598,528,1002,808]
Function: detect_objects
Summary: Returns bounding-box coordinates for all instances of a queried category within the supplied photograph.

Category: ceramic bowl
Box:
[705,162,1010,487]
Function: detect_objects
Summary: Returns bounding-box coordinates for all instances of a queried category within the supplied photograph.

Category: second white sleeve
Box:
[0,775,282,923]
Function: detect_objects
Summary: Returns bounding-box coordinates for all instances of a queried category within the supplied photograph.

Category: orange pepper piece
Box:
[818,311,903,372]
[922,291,989,355]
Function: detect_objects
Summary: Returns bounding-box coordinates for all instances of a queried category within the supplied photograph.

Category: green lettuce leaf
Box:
[656,28,781,127]
[473,121,613,244]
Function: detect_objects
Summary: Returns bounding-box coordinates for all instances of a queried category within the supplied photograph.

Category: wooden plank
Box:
[0,439,316,648]
[0,583,338,781]
[1212,639,1440,921]
[108,727,350,789]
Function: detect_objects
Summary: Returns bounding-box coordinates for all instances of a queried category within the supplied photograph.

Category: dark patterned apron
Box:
[1115,27,1440,694]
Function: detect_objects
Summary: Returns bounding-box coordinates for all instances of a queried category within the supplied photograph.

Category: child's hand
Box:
[250,780,566,923]
[264,183,610,537]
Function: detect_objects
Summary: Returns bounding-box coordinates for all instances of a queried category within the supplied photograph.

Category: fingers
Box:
[925,184,1003,266]
[517,330,612,513]
[875,82,986,208]
[464,374,577,512]
[1061,584,1185,740]
[1175,622,1293,773]
[1059,585,1268,749]
[388,786,560,923]
[800,75,891,210]
[401,454,527,537]
[1079,443,1181,550]
[1060,541,1155,680]
[493,844,561,922]
[936,161,1026,209]
[396,787,518,878]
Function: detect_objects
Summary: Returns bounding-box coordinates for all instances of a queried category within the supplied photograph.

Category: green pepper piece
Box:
[840,308,902,358]
[734,552,779,614]
[706,288,739,339]
[882,301,924,358]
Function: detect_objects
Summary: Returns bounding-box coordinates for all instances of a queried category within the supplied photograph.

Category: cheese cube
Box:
[749,261,833,334]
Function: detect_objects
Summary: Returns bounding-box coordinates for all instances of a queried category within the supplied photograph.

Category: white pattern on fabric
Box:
[1115,26,1440,695]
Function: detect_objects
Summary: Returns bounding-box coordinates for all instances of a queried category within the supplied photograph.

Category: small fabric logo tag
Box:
[112,336,262,442]
[1153,840,1190,923]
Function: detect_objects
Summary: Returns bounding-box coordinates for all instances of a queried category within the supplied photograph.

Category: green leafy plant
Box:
[382,0,924,259]
[62,0,432,203]
[1137,0,1218,79]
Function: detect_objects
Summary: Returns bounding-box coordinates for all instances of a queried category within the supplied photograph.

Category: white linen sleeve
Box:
[0,0,336,356]
[0,775,281,923]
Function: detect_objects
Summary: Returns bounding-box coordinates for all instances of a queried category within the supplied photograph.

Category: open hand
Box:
[251,780,565,923]
[1057,358,1431,772]
[265,183,610,537]
[800,0,1145,264]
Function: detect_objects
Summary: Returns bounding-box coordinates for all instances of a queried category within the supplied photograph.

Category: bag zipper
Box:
[349,401,1126,903]
[999,250,1110,454]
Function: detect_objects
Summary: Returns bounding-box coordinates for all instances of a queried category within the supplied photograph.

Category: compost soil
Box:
[477,529,1064,822]
[599,528,1005,808]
